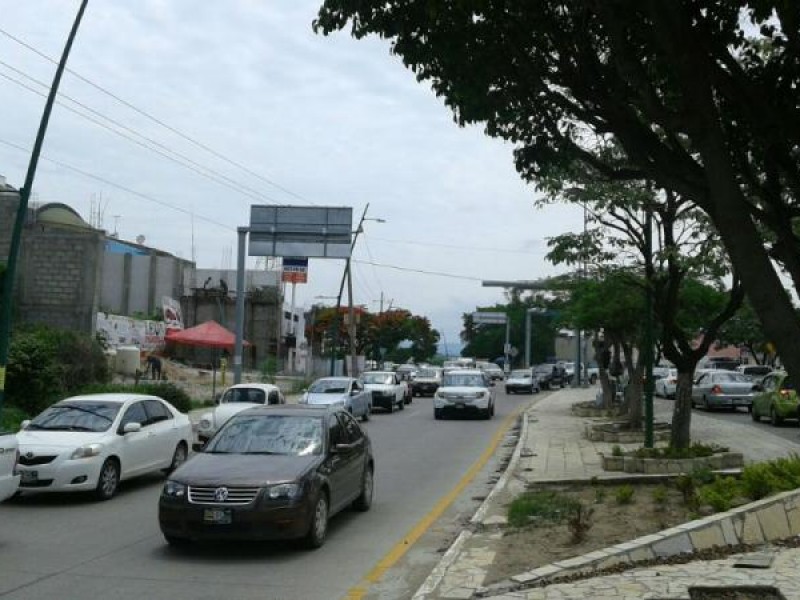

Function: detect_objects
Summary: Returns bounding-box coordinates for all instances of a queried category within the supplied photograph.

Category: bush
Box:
[698,476,741,512]
[611,444,623,457]
[567,502,594,544]
[0,405,30,432]
[740,463,782,500]
[615,485,635,505]
[508,490,580,527]
[652,485,668,506]
[633,442,726,459]
[6,326,110,416]
[76,382,193,413]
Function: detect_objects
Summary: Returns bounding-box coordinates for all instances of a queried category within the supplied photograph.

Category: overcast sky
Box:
[0,1,584,348]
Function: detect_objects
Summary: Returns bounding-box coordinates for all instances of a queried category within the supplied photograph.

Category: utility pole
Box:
[0,0,89,416]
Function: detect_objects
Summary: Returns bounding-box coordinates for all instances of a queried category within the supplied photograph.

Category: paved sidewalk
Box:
[414,387,800,600]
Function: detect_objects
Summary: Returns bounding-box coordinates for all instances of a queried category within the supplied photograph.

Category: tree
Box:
[314,1,800,427]
[717,302,775,366]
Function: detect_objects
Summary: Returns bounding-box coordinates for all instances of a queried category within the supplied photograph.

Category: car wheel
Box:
[387,400,394,414]
[505,388,512,394]
[398,398,405,411]
[352,465,374,512]
[164,534,190,548]
[702,396,711,411]
[361,408,370,422]
[770,406,783,426]
[163,442,188,474]
[590,375,597,385]
[434,408,442,420]
[95,458,120,501]
[304,493,329,549]
[751,406,760,421]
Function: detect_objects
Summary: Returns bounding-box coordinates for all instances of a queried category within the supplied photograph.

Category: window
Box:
[144,399,172,424]
[120,402,148,430]
[328,415,346,447]
[339,412,363,443]
[268,390,281,405]
[763,376,777,392]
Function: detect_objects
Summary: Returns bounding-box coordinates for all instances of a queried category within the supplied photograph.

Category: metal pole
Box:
[525,310,532,368]
[233,227,247,384]
[347,263,357,377]
[0,0,89,415]
[504,315,511,373]
[644,205,655,447]
[289,281,297,374]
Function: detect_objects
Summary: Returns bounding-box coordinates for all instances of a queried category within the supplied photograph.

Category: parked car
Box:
[0,432,20,502]
[736,364,774,383]
[433,369,495,420]
[197,383,285,444]
[505,369,540,394]
[690,371,756,411]
[16,393,191,500]
[655,369,679,398]
[411,367,443,397]
[300,377,371,422]
[159,404,374,548]
[586,363,599,385]
[751,371,798,425]
[360,371,406,412]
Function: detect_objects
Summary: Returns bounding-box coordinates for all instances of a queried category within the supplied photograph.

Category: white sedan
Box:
[197,383,285,444]
[16,393,191,500]
[654,369,679,398]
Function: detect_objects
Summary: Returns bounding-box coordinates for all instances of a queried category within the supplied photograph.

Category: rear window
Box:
[713,372,749,383]
[781,377,795,390]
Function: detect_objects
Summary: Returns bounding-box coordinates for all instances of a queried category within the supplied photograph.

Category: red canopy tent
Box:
[165,321,250,399]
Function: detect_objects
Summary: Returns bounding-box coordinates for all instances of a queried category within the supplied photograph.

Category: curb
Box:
[411,407,531,600]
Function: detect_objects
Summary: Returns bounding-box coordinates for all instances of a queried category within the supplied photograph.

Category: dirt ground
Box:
[485,482,695,584]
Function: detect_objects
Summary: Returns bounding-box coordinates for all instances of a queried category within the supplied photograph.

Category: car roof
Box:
[239,404,342,417]
[226,383,280,391]
[59,393,158,404]
[444,369,484,376]
[363,371,394,375]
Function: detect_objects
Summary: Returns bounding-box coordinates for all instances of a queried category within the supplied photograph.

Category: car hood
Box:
[172,453,318,486]
[17,430,108,452]
[305,392,347,406]
[213,403,261,425]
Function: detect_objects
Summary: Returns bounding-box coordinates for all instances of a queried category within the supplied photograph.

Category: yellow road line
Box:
[343,406,524,600]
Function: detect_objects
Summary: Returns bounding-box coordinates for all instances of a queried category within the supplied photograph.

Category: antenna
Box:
[190,211,196,264]
[111,214,121,237]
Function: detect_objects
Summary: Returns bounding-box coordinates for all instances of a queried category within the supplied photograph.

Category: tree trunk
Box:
[670,371,694,448]
[622,343,643,430]
[599,369,614,409]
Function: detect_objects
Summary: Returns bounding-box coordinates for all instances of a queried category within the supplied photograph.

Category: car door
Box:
[143,399,177,469]
[692,373,709,402]
[117,401,156,477]
[350,380,367,417]
[755,374,776,414]
[338,412,367,504]
[322,414,350,513]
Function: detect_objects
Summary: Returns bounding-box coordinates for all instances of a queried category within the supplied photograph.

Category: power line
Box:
[0,137,235,232]
[351,259,485,282]
[360,233,385,292]
[369,236,545,256]
[0,26,319,206]
[0,62,283,206]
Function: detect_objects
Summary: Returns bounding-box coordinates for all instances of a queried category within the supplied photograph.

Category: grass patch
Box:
[508,490,580,527]
[632,442,728,459]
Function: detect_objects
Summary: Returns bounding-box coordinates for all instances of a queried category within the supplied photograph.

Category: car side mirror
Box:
[123,422,142,434]
[752,384,764,392]
[332,442,352,453]
[350,390,359,396]
[20,419,31,431]
[192,442,206,452]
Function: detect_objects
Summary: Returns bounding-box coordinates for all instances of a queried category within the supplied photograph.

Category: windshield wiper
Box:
[58,404,113,421]
[245,451,282,455]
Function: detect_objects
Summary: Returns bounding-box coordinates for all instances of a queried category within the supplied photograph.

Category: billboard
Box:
[249,206,352,258]
[282,256,309,284]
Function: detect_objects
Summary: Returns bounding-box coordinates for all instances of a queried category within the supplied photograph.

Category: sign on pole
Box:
[472,311,507,325]
[248,206,353,258]
[281,257,309,284]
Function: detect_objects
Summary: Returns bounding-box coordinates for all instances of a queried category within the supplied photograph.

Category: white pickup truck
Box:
[360,371,406,413]
[0,431,20,502]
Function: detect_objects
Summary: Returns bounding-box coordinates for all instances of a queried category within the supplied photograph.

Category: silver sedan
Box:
[691,371,756,410]
[300,377,372,421]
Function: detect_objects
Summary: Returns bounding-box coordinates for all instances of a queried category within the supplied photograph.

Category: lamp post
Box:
[0,0,89,416]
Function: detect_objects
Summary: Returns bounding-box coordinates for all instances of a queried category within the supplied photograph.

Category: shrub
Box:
[508,490,580,527]
[77,382,193,413]
[0,405,30,432]
[698,476,741,512]
[740,462,781,500]
[260,356,278,384]
[611,444,623,457]
[567,502,594,544]
[676,474,699,509]
[633,442,724,460]
[615,485,635,505]
[652,485,668,506]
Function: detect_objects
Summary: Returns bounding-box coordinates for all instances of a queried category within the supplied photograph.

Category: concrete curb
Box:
[411,408,531,600]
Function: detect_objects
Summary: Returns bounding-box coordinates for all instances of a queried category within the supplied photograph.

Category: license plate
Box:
[203,508,232,524]
[455,403,465,409]
[20,470,38,484]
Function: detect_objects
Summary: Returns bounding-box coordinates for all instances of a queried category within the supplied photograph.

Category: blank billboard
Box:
[249,206,352,259]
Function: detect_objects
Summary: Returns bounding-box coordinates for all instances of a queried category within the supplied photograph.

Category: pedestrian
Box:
[146,354,162,381]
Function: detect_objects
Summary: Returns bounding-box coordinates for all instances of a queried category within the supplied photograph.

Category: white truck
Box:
[0,432,20,502]
[360,371,406,412]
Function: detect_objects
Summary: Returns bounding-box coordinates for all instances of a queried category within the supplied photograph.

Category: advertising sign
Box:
[281,256,309,284]
[96,313,166,351]
[248,206,352,258]
[162,296,184,330]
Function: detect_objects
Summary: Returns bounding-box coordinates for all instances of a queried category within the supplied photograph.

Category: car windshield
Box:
[713,372,750,383]
[442,374,485,387]
[416,369,438,378]
[361,373,394,385]
[781,376,795,391]
[534,366,554,374]
[510,370,531,378]
[207,414,323,456]
[308,380,348,394]
[28,402,120,432]
[222,388,266,404]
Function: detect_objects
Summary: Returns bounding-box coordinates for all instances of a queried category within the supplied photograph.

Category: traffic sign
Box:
[472,311,507,325]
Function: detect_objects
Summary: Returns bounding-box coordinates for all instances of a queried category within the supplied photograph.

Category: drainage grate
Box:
[688,586,785,599]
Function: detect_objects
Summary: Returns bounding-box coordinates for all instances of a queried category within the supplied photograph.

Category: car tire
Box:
[387,400,394,414]
[770,406,783,426]
[163,442,188,474]
[352,465,374,512]
[751,406,760,421]
[434,408,442,420]
[304,493,329,549]
[164,534,190,548]
[361,409,370,422]
[398,398,405,411]
[702,396,711,411]
[95,458,120,501]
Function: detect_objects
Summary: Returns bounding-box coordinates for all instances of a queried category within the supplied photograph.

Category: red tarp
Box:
[165,320,250,349]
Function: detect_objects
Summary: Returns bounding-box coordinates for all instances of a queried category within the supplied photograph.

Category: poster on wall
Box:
[162,296,184,330]
[96,313,166,351]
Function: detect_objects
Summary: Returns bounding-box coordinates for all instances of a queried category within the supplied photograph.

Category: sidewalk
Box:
[414,387,800,600]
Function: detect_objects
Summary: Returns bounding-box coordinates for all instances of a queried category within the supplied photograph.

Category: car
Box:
[395,364,418,383]
[655,369,679,398]
[534,364,566,390]
[751,371,798,425]
[433,369,495,419]
[360,371,405,412]
[411,367,443,397]
[482,363,505,381]
[586,363,600,384]
[158,404,374,548]
[300,377,372,422]
[0,432,20,502]
[16,393,192,500]
[197,383,285,444]
[690,370,756,411]
[736,364,773,383]
[505,369,540,394]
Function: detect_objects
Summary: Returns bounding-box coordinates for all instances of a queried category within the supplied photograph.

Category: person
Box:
[146,354,162,381]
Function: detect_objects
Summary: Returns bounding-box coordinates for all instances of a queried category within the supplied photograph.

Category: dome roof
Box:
[35,203,92,229]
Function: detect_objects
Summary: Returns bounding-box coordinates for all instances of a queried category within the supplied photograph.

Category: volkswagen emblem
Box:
[213,487,229,502]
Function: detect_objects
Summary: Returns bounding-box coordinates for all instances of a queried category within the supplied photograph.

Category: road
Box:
[0,388,536,600]
[672,401,800,444]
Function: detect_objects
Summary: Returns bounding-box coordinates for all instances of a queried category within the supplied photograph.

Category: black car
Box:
[533,364,566,390]
[159,405,374,548]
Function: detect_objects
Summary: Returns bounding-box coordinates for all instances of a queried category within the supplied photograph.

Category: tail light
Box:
[780,389,792,397]
[711,385,723,395]
[669,378,677,384]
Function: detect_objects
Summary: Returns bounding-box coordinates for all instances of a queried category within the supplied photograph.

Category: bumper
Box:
[506,384,533,392]
[434,396,491,411]
[0,474,20,502]
[371,393,396,410]
[413,383,439,396]
[706,395,754,408]
[159,498,312,541]
[16,456,104,493]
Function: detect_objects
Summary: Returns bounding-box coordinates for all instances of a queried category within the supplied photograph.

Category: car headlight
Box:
[198,413,213,430]
[69,443,103,459]
[163,480,186,498]
[267,483,300,500]
[299,394,308,404]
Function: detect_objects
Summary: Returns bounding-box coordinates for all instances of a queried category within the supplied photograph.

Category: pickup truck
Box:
[360,371,406,412]
[0,432,20,502]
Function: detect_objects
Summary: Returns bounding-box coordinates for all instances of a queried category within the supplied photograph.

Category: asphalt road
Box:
[0,388,536,600]
[672,400,800,444]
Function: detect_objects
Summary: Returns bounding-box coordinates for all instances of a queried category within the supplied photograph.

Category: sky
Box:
[0,0,585,349]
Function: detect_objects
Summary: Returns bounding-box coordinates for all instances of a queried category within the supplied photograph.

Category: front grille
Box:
[20,479,54,488]
[188,486,260,505]
[18,455,57,466]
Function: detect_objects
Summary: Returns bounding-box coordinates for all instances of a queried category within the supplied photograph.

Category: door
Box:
[143,399,177,469]
[338,412,367,504]
[350,381,367,417]
[117,401,158,477]
[322,414,350,513]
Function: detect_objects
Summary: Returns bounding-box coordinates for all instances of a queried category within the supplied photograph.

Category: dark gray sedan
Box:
[159,405,374,548]
[691,371,756,410]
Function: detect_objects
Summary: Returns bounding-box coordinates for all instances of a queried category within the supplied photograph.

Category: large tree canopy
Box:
[314,1,800,400]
